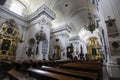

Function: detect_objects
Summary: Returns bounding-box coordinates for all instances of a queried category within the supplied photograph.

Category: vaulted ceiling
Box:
[4,0,99,41]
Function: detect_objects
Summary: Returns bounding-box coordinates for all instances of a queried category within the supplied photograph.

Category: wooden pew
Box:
[8,69,29,80]
[60,63,100,72]
[60,63,102,80]
[12,61,23,71]
[40,66,98,80]
[78,60,102,65]
[27,68,80,80]
[0,61,13,75]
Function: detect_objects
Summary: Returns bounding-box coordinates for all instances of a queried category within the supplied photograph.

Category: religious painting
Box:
[1,39,11,51]
[55,45,61,60]
[105,16,119,37]
[110,41,120,56]
[52,45,61,60]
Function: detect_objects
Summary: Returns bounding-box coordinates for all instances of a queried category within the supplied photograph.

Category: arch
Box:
[8,0,31,16]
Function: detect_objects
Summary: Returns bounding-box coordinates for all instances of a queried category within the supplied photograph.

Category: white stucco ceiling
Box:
[5,0,99,41]
[51,0,98,39]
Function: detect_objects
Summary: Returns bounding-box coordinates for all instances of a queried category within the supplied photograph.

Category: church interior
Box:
[0,0,120,80]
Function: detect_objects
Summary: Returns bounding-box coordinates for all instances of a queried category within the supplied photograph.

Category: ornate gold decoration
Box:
[87,37,102,59]
[54,45,61,60]
[0,19,20,61]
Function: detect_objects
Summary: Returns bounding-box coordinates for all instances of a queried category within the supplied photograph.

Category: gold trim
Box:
[0,19,20,61]
[87,37,102,59]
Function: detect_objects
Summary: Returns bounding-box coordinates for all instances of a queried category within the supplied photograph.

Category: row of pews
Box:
[0,59,103,80]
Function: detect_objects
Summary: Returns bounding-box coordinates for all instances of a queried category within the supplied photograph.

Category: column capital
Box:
[28,4,56,22]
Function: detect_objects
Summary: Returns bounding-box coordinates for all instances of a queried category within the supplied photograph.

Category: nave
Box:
[0,0,120,80]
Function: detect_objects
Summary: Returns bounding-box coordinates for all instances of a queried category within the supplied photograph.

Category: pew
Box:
[60,62,102,80]
[0,61,13,75]
[12,62,23,71]
[40,66,98,80]
[27,68,80,80]
[60,63,100,72]
[31,60,41,68]
[77,60,102,65]
[8,69,35,80]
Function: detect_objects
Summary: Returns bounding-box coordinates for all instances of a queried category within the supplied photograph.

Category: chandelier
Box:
[84,0,99,33]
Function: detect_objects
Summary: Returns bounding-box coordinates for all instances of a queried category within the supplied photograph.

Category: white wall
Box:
[99,0,120,79]
[22,5,55,60]
[24,15,51,60]
[100,0,120,62]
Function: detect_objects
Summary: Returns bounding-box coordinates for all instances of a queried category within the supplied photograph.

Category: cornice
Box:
[0,4,56,24]
[52,24,71,33]
[27,4,56,22]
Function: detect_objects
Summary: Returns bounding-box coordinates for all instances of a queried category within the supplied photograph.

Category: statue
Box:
[26,47,33,57]
[54,45,61,60]
[67,43,74,59]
